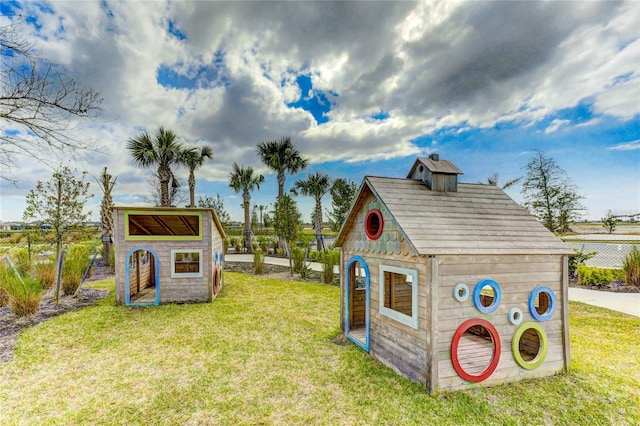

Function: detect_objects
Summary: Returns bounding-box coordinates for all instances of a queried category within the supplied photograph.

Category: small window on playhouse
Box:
[364,209,384,240]
[529,286,556,322]
[451,318,501,382]
[125,211,202,241]
[512,322,548,370]
[379,265,418,329]
[171,249,203,278]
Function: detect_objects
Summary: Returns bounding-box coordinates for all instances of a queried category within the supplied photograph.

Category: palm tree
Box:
[294,171,332,251]
[96,167,116,267]
[257,136,309,247]
[127,127,184,207]
[229,163,264,253]
[258,204,267,231]
[179,145,214,208]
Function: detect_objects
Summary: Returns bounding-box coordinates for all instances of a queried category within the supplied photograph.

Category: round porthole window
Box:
[364,209,384,240]
[212,267,220,296]
[508,307,523,325]
[451,318,501,382]
[512,322,548,369]
[529,286,556,322]
[473,279,502,314]
[453,283,469,302]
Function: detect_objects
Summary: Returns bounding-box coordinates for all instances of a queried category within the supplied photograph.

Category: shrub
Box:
[8,233,23,244]
[276,248,285,257]
[291,246,306,273]
[223,238,230,255]
[577,264,625,286]
[622,246,640,287]
[0,262,44,317]
[253,249,265,275]
[568,247,597,278]
[299,263,311,279]
[321,249,340,284]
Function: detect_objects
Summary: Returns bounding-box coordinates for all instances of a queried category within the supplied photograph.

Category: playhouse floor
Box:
[131,286,156,304]
[349,326,366,344]
[457,333,495,375]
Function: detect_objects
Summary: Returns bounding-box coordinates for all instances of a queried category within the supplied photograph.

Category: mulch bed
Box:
[0,262,111,364]
[568,278,639,293]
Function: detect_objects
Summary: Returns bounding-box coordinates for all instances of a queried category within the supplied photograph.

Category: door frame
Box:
[125,246,160,306]
[345,256,370,351]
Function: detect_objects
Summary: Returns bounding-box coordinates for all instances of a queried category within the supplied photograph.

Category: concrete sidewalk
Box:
[226,254,640,317]
[568,287,640,317]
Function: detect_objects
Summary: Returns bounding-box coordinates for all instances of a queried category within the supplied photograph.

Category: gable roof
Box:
[335,176,571,256]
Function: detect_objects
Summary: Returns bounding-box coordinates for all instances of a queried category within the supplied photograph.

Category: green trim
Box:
[124,210,203,241]
[512,322,548,370]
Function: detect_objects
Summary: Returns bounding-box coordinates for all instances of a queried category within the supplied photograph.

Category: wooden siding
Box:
[435,254,566,392]
[113,208,224,305]
[339,193,417,257]
[342,249,431,386]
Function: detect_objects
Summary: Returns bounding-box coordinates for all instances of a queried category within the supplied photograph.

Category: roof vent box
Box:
[408,154,463,192]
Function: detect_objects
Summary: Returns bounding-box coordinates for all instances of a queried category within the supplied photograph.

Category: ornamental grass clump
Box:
[33,257,56,289]
[253,249,265,275]
[0,261,44,317]
[62,247,91,296]
[622,246,640,287]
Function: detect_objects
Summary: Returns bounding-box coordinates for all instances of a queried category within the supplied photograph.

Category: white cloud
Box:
[545,119,571,134]
[607,140,640,151]
[2,1,639,222]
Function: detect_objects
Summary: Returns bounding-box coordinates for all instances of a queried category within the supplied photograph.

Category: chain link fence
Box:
[563,240,640,269]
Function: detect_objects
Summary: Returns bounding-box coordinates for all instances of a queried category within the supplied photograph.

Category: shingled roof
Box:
[335,176,572,256]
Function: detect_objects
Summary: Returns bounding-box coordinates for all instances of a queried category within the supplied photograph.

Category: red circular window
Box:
[212,267,219,296]
[365,209,384,240]
[450,318,501,383]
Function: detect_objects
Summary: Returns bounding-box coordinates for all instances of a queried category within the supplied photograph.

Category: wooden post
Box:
[561,255,571,371]
[53,249,66,303]
[339,250,345,333]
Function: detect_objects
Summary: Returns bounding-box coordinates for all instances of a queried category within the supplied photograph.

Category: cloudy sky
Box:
[1,0,639,224]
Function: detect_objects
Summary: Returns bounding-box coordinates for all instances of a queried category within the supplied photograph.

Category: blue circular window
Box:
[453,283,469,302]
[473,279,502,314]
[529,286,556,322]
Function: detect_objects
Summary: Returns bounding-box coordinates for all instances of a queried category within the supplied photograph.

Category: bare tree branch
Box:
[0,18,103,182]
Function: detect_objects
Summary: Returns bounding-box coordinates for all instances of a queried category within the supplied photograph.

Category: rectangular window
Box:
[379,265,419,329]
[125,211,202,241]
[171,249,203,278]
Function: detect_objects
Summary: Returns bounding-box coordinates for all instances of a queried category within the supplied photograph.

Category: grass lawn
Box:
[1,273,638,425]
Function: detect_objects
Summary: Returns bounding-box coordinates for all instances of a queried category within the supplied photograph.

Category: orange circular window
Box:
[364,209,384,240]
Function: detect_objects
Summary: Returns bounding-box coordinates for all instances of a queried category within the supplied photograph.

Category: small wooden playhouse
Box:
[334,155,572,394]
[112,207,226,306]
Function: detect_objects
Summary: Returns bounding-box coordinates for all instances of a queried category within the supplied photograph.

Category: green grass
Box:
[1,273,638,425]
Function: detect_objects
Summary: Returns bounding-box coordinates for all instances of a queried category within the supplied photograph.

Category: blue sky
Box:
[1,1,639,224]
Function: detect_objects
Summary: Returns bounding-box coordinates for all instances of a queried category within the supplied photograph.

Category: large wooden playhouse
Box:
[334,155,572,394]
[112,207,226,306]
